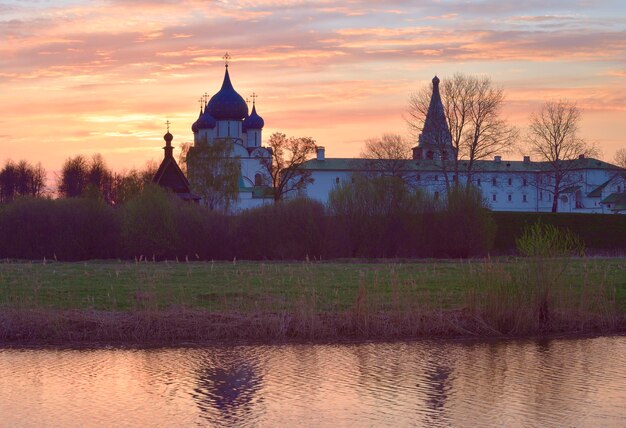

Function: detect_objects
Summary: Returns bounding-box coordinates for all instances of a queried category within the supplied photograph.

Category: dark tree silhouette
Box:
[0,160,46,202]
[58,154,114,201]
[260,132,316,202]
[527,99,597,212]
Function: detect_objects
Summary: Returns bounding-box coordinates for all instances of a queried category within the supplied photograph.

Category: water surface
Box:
[1,337,625,427]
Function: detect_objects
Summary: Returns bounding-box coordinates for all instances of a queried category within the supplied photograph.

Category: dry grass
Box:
[0,258,624,345]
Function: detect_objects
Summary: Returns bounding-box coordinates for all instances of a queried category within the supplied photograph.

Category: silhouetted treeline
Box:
[57,154,157,204]
[0,178,498,261]
[0,160,46,202]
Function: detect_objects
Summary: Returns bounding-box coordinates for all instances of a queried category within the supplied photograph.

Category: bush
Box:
[493,212,626,252]
[121,184,179,259]
[0,196,120,260]
[234,198,326,259]
[328,175,425,258]
[433,186,495,258]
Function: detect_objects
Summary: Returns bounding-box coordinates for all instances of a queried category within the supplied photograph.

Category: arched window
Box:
[426,150,434,160]
[477,178,481,186]
[508,177,512,186]
[335,177,340,184]
[492,177,497,186]
[254,173,263,187]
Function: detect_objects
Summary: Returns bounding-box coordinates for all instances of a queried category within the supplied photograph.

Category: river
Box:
[1,336,624,427]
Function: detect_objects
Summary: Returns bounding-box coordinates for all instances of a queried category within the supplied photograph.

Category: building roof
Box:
[153,132,199,199]
[600,192,626,205]
[301,157,621,173]
[588,172,626,197]
[418,75,452,147]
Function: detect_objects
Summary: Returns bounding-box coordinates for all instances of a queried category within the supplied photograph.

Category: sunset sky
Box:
[1,0,625,177]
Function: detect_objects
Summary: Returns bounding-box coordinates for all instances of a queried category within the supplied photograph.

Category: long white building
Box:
[159,64,625,214]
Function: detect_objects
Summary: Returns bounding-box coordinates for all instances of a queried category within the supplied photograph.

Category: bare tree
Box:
[527,99,598,212]
[360,133,412,178]
[407,73,518,186]
[260,132,316,202]
[614,148,626,169]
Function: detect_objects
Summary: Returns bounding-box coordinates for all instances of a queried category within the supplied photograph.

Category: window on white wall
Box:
[335,177,340,184]
[492,194,497,202]
[523,194,527,202]
[508,194,512,202]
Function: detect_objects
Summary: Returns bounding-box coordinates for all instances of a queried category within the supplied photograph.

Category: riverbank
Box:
[1,307,624,347]
[1,259,624,345]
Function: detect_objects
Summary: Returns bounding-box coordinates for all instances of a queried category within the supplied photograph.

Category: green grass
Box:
[1,258,624,314]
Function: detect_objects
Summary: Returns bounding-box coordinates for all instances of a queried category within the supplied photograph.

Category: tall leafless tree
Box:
[407,73,518,186]
[260,132,316,202]
[360,133,412,178]
[527,99,597,212]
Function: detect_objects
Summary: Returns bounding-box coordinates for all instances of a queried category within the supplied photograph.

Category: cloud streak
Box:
[0,0,625,171]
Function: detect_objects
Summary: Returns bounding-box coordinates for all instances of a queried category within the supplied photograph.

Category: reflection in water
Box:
[0,337,624,427]
[192,352,262,425]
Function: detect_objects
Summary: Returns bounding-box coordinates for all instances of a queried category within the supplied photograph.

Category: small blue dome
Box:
[206,66,248,121]
[198,108,216,129]
[191,108,202,133]
[243,104,264,130]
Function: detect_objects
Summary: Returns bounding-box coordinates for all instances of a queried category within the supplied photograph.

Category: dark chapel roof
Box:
[153,131,199,201]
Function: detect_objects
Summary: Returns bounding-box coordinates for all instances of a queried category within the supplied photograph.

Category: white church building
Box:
[161,62,625,214]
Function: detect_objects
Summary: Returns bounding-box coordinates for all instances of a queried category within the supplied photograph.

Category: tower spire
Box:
[163,120,174,158]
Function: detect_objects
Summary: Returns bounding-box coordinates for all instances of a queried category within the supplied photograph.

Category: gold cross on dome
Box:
[250,92,258,104]
[223,52,231,67]
[165,120,171,132]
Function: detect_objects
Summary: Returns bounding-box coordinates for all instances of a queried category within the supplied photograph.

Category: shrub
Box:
[328,175,425,257]
[234,198,326,259]
[0,196,120,260]
[121,184,179,259]
[515,221,585,324]
[434,186,496,258]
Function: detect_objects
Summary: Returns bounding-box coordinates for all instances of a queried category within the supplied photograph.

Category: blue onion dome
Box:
[191,108,202,133]
[243,103,264,130]
[198,107,216,129]
[206,66,249,120]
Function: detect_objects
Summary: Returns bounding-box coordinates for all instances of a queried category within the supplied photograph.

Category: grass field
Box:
[0,258,624,343]
[1,258,624,311]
